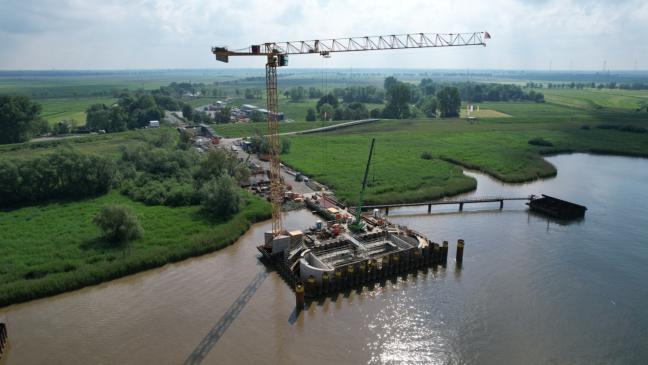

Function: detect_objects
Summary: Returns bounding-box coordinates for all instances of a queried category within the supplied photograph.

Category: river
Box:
[1,153,647,364]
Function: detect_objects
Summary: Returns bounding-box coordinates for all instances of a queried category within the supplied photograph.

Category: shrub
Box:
[306,108,317,121]
[93,204,143,244]
[200,175,241,217]
[528,137,554,147]
[420,151,433,160]
[0,148,115,207]
[596,124,647,134]
[281,138,291,154]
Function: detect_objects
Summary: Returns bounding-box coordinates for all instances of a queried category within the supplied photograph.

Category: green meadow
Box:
[0,190,270,307]
[39,97,117,126]
[0,128,167,160]
[279,97,648,205]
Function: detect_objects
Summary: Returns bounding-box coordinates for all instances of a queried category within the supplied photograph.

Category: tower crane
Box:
[212,31,490,245]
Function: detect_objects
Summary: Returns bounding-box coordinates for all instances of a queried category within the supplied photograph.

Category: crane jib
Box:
[212,31,490,62]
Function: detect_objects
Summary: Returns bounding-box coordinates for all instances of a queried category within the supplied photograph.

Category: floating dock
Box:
[527,194,587,220]
[258,195,455,298]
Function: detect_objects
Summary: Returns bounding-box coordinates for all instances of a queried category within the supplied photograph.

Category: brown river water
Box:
[1,153,647,364]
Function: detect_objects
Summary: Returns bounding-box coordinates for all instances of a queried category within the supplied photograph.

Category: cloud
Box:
[0,0,646,70]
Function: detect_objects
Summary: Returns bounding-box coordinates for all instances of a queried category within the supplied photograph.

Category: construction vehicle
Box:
[212,31,490,248]
[349,138,376,233]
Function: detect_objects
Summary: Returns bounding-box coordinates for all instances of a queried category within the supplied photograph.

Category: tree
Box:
[370,108,382,118]
[289,86,307,102]
[93,204,143,244]
[54,121,73,135]
[182,104,194,121]
[436,86,461,118]
[419,96,438,118]
[195,148,249,185]
[0,96,44,144]
[200,174,241,217]
[316,93,339,111]
[214,107,231,124]
[305,108,317,121]
[108,106,128,131]
[86,104,128,132]
[349,102,369,119]
[384,76,398,91]
[177,130,192,150]
[383,81,411,118]
[308,87,323,99]
[86,104,111,131]
[281,138,291,154]
[250,110,264,123]
[333,107,344,121]
[319,103,334,121]
[1,148,115,207]
[420,78,437,96]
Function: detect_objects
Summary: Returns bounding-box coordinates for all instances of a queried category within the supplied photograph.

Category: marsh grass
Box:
[0,191,270,307]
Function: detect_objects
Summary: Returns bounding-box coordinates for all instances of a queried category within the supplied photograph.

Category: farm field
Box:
[39,97,117,126]
[0,190,270,307]
[543,88,648,110]
[0,128,171,160]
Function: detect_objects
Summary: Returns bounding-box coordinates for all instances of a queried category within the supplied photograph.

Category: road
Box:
[218,137,318,195]
[278,118,380,136]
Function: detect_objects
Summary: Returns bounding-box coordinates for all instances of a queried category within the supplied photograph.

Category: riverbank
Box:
[0,191,271,308]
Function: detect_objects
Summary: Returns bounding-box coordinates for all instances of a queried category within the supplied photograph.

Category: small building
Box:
[149,120,160,128]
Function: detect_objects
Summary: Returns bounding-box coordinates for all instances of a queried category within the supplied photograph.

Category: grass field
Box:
[460,107,511,118]
[281,99,648,205]
[0,190,271,307]
[39,97,117,126]
[543,88,648,110]
[0,128,168,160]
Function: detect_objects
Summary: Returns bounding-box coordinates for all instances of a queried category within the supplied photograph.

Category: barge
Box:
[527,194,587,220]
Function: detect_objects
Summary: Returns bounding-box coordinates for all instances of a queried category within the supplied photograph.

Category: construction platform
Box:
[258,195,452,298]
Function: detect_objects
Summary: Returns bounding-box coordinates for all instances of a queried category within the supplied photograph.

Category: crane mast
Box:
[212,31,490,240]
[265,56,282,235]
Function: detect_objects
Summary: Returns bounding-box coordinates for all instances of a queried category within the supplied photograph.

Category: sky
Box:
[0,0,646,71]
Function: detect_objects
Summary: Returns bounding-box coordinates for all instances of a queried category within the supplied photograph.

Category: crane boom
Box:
[350,138,376,233]
[211,31,490,240]
[213,32,490,62]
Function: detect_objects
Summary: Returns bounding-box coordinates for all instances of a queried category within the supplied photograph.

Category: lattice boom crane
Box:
[212,31,491,239]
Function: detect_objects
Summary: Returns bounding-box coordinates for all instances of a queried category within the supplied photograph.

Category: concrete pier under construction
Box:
[258,195,451,298]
